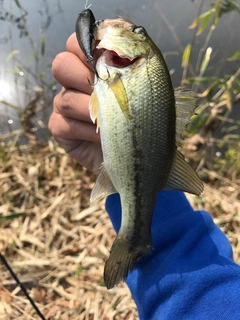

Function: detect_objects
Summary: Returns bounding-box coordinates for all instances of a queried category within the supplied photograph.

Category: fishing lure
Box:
[75,8,99,78]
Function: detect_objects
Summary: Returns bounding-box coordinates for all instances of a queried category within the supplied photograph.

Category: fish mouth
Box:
[101,49,140,68]
[95,21,141,69]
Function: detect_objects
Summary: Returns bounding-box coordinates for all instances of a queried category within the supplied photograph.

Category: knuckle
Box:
[68,117,79,136]
[48,113,62,138]
[53,93,60,108]
[61,91,72,111]
[53,93,62,113]
[49,95,61,135]
[61,90,77,113]
[48,114,55,134]
[53,89,73,114]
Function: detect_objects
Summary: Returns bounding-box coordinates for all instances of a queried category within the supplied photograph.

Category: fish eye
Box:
[132,26,146,35]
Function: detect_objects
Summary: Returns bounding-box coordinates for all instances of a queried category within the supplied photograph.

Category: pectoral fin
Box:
[89,90,100,132]
[108,75,130,122]
[90,165,117,204]
[164,149,203,195]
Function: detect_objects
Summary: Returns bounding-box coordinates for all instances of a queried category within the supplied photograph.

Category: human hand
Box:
[49,33,103,174]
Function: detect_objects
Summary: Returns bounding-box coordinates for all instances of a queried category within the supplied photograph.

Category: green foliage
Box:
[0,145,8,164]
[228,50,240,61]
[10,241,17,249]
[214,140,240,176]
[74,267,85,277]
[188,112,209,135]
[182,0,240,105]
[188,0,230,35]
[186,77,219,83]
[6,50,19,62]
[199,47,212,75]
[41,35,46,56]
[189,7,215,35]
[185,73,240,103]
[163,51,182,58]
[181,0,240,179]
[219,0,240,16]
[182,44,192,67]
[0,212,26,223]
[14,0,21,9]
[184,0,240,78]
[0,100,21,112]
[97,279,106,287]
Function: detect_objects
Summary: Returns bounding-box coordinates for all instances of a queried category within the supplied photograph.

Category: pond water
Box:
[0,0,239,140]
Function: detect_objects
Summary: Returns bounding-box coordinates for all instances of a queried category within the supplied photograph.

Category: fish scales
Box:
[75,12,204,289]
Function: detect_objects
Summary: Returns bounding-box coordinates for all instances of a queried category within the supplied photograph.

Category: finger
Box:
[54,88,92,123]
[48,111,100,144]
[52,52,94,94]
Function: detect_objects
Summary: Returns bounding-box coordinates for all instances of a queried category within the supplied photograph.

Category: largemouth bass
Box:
[77,13,204,289]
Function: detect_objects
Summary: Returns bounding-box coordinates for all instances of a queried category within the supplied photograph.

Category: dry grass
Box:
[0,137,239,320]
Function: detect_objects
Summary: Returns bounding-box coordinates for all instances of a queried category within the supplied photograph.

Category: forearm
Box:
[106,191,240,319]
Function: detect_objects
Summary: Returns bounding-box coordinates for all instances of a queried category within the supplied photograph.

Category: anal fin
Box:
[164,149,204,196]
[90,165,117,204]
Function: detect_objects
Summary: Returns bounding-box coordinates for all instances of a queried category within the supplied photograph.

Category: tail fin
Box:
[104,237,152,289]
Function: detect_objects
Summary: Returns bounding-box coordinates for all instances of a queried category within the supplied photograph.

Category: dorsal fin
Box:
[174,88,198,143]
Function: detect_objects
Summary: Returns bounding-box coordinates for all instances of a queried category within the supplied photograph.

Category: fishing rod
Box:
[0,253,46,320]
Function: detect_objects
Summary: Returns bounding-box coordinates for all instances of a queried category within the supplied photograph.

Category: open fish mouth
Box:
[101,50,140,68]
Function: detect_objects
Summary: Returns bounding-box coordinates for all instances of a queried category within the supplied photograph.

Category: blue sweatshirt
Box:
[105,191,240,320]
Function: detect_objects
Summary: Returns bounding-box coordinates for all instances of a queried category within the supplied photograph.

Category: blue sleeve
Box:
[105,191,240,320]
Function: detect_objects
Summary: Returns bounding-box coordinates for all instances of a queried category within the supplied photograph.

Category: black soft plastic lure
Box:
[75,9,98,77]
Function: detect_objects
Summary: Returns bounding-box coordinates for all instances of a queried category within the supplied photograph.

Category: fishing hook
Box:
[84,0,92,9]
